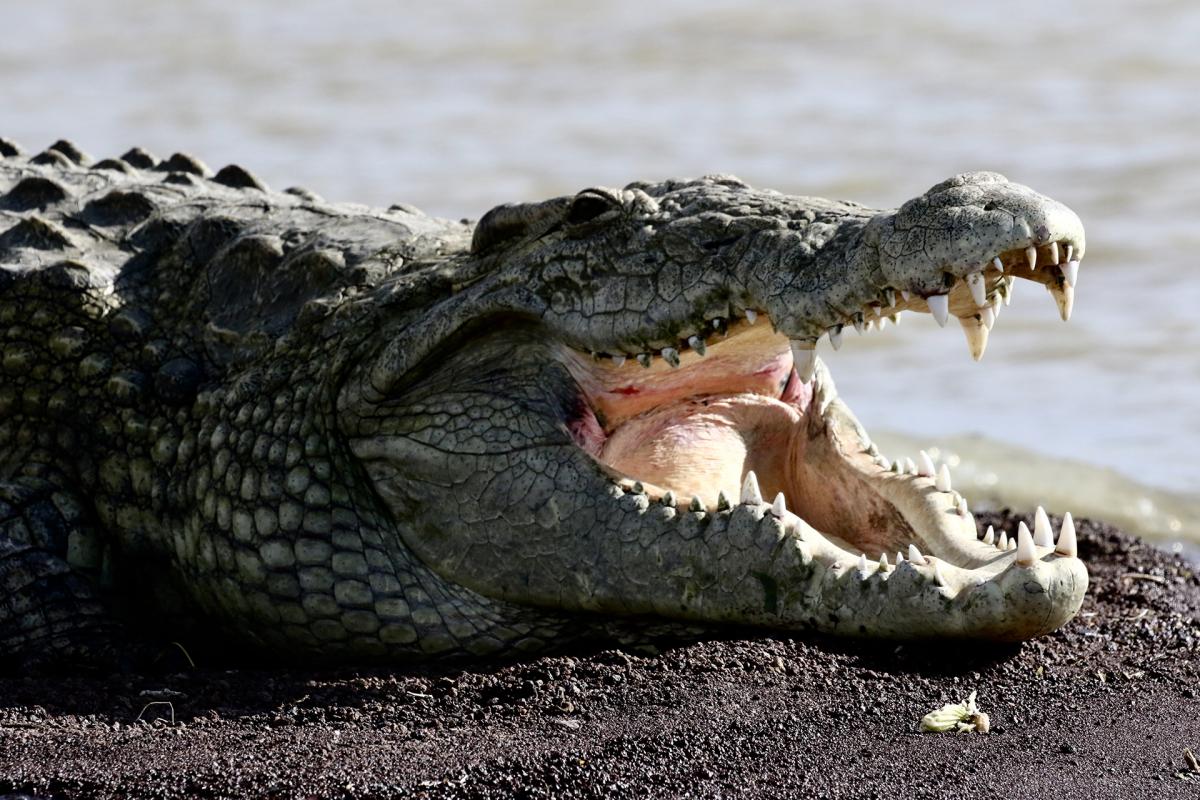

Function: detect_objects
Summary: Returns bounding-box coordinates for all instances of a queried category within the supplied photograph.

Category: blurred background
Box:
[3,0,1198,546]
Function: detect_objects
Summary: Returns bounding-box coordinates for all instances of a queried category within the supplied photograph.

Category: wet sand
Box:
[2,511,1198,799]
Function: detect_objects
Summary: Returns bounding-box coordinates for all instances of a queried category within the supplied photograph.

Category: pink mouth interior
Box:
[561,325,913,556]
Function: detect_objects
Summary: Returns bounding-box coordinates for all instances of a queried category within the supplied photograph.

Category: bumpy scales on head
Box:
[0,137,1087,665]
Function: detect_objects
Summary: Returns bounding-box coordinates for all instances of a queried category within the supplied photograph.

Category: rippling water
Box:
[4,0,1199,544]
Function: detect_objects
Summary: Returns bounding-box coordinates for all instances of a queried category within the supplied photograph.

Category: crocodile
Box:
[0,137,1088,664]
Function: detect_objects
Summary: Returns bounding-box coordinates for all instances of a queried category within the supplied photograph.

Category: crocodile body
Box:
[0,137,1088,664]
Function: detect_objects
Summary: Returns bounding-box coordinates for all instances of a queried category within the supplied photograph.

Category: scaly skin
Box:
[0,137,1088,664]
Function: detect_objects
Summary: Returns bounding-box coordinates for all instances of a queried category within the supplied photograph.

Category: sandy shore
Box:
[1,511,1198,799]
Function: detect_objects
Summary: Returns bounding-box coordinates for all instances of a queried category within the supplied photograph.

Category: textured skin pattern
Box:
[0,137,1086,662]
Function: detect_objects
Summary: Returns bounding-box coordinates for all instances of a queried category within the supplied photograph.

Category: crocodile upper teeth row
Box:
[623,467,1078,579]
[598,240,1079,372]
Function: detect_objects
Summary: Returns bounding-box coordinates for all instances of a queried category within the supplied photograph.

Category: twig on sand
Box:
[136,701,176,726]
[1121,572,1167,585]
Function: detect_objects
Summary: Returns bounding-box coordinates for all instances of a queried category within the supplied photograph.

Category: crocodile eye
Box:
[566,191,619,226]
[983,202,998,211]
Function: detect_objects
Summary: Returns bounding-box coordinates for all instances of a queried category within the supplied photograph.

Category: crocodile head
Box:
[342,171,1088,642]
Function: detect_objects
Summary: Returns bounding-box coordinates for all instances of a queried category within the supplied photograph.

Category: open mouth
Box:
[560,240,1083,631]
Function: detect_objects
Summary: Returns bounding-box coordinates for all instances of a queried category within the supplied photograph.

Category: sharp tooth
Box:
[966,271,987,307]
[992,256,1004,273]
[858,553,869,572]
[611,354,626,367]
[958,315,990,361]
[632,481,644,494]
[712,318,727,335]
[918,450,936,477]
[957,495,970,516]
[1033,506,1054,547]
[771,492,787,517]
[983,526,995,545]
[931,462,950,494]
[790,340,817,383]
[904,457,917,475]
[689,495,704,512]
[716,490,733,511]
[741,470,763,505]
[687,335,707,356]
[907,544,928,566]
[900,290,911,302]
[828,325,843,351]
[637,353,652,368]
[1025,245,1038,270]
[888,313,900,326]
[1065,244,1074,262]
[745,309,758,325]
[1016,522,1035,566]
[933,561,948,587]
[998,531,1008,550]
[879,553,890,570]
[1048,241,1060,264]
[1056,512,1077,557]
[927,294,949,327]
[1003,276,1015,305]
[896,551,905,565]
[661,491,675,507]
[981,305,996,330]
[1007,537,1017,551]
[852,313,865,333]
[661,347,681,367]
[884,288,896,308]
[874,454,890,469]
[1047,281,1074,321]
[1062,259,1079,287]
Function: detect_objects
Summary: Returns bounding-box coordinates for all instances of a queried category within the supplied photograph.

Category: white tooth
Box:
[1048,282,1074,321]
[689,495,704,512]
[611,354,626,367]
[1062,259,1079,287]
[879,553,890,570]
[1034,506,1054,547]
[1025,245,1038,270]
[958,315,990,361]
[927,294,949,327]
[992,256,1004,273]
[687,335,706,356]
[877,315,889,329]
[661,347,681,367]
[934,561,948,587]
[904,457,917,475]
[981,305,995,330]
[1048,241,1060,264]
[918,450,936,477]
[1056,512,1077,557]
[858,553,869,572]
[1007,537,1017,551]
[637,353,652,368]
[935,463,952,493]
[966,271,987,307]
[661,491,675,507]
[828,325,843,351]
[1016,522,1035,565]
[998,531,1009,550]
[907,544,928,566]
[884,288,896,308]
[852,314,865,334]
[741,470,763,505]
[889,313,900,326]
[1065,244,1074,262]
[983,526,995,545]
[896,551,905,565]
[716,490,731,511]
[957,495,970,516]
[1003,276,1014,305]
[900,290,911,302]
[745,308,758,325]
[790,340,817,383]
[771,492,787,517]
[874,454,890,469]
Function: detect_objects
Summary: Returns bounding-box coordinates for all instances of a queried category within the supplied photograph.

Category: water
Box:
[3,0,1198,543]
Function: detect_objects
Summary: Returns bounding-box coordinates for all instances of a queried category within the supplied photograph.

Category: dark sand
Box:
[2,511,1199,799]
